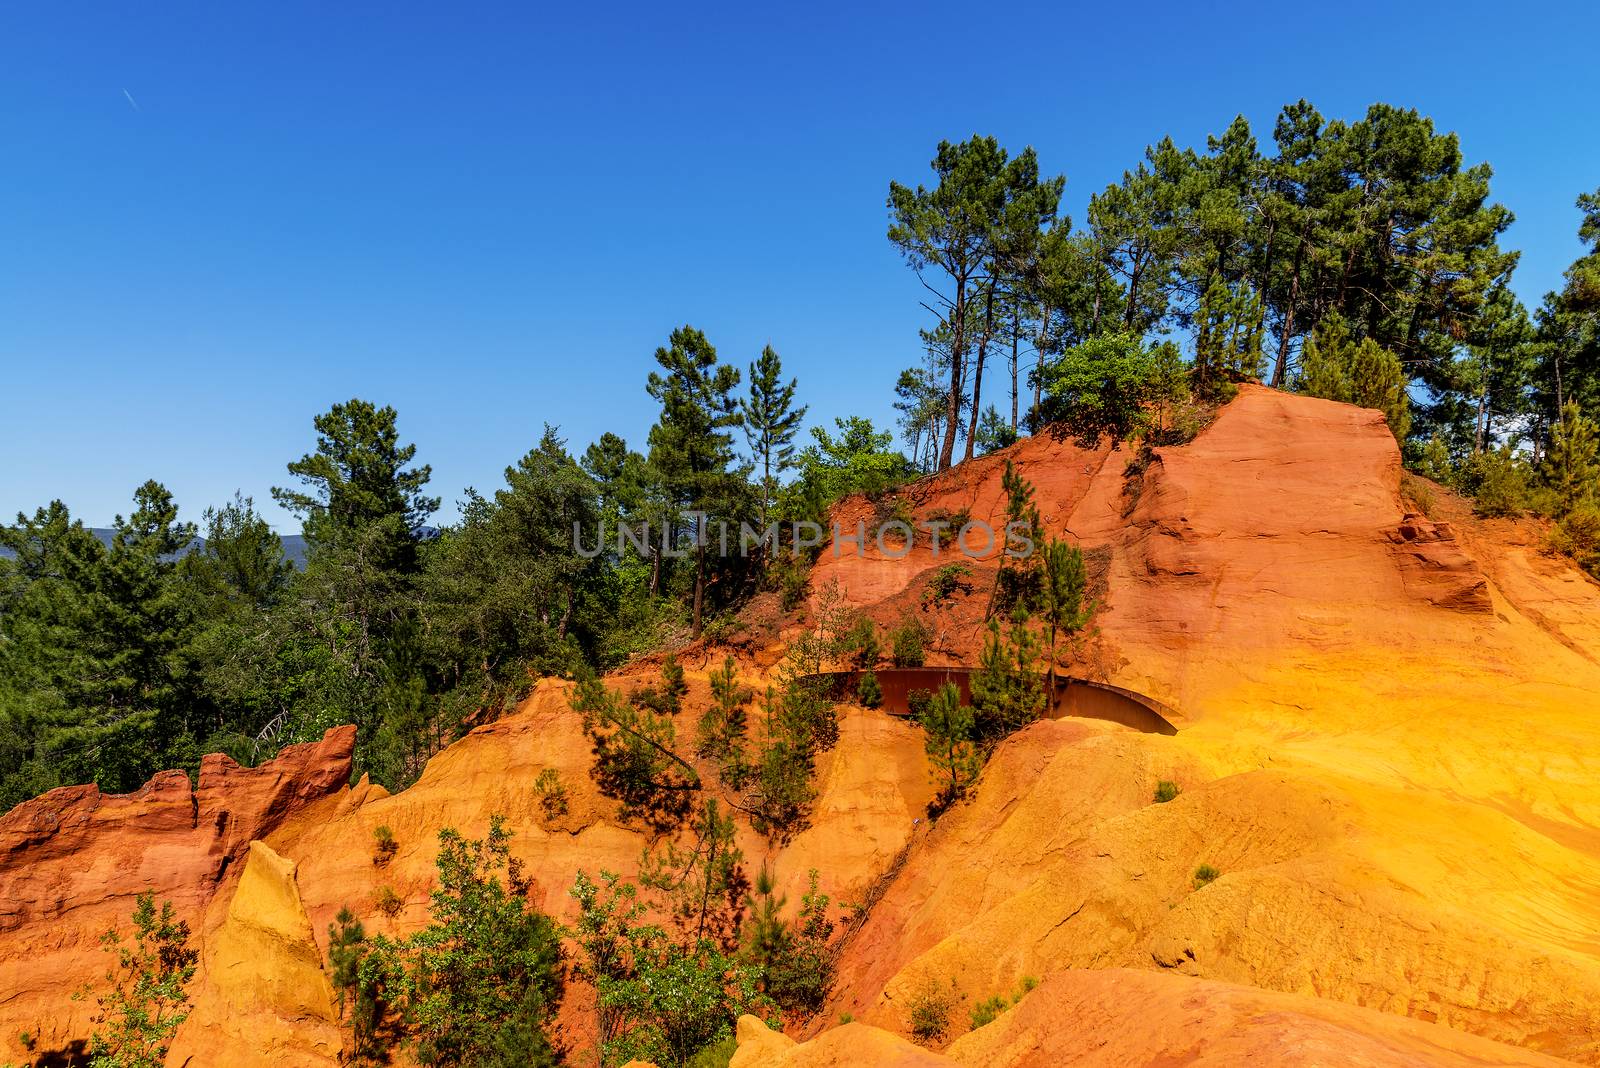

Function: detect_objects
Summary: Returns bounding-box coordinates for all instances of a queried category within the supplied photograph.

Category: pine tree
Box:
[856,667,882,709]
[272,398,438,574]
[1038,540,1092,692]
[921,683,980,804]
[741,345,807,530]
[639,798,749,954]
[1545,402,1599,516]
[645,327,745,638]
[970,616,1045,742]
[697,655,752,783]
[1298,317,1412,442]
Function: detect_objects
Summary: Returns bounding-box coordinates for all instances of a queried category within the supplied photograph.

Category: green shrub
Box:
[838,1012,855,1024]
[967,974,1039,1031]
[1297,316,1410,441]
[968,994,1008,1030]
[773,553,811,612]
[686,1036,739,1068]
[82,893,198,1068]
[905,975,961,1045]
[1192,864,1220,890]
[873,496,917,543]
[891,618,929,667]
[1466,445,1530,517]
[1549,504,1600,578]
[1153,780,1180,804]
[1038,332,1162,446]
[922,563,972,606]
[534,768,570,821]
[905,688,934,719]
[842,615,880,668]
[375,885,404,917]
[857,668,883,709]
[372,825,398,867]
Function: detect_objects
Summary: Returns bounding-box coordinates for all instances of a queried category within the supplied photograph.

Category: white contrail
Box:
[122,88,141,111]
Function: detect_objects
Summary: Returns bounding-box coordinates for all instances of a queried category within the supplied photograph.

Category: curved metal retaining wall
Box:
[804,667,1179,736]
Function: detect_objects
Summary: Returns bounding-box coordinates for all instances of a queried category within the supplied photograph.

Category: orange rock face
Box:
[3,386,1600,1066]
[0,727,354,1061]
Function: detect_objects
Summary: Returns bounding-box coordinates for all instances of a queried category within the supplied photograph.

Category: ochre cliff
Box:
[2,386,1599,1067]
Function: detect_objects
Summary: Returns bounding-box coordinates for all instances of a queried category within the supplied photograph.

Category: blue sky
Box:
[3,1,1596,530]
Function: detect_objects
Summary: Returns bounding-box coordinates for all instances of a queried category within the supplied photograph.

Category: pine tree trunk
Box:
[1273,220,1311,387]
[1010,311,1020,430]
[964,285,996,462]
[1034,306,1050,425]
[692,539,705,639]
[938,279,968,472]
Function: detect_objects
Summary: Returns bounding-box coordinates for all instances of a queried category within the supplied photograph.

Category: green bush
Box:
[922,563,972,606]
[906,688,934,719]
[968,994,1008,1030]
[1550,504,1600,578]
[1038,332,1162,446]
[336,817,566,1067]
[1466,445,1530,517]
[891,618,929,667]
[686,1036,739,1068]
[375,885,404,917]
[841,615,880,668]
[905,975,961,1045]
[534,768,569,820]
[372,825,399,866]
[1297,316,1411,441]
[966,974,1039,1031]
[857,668,883,709]
[1153,780,1180,803]
[1192,864,1220,890]
[82,892,198,1068]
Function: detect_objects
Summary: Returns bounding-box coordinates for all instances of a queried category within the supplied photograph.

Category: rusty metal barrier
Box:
[802,667,1179,736]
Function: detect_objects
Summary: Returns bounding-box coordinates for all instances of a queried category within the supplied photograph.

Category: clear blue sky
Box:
[3,1,1596,530]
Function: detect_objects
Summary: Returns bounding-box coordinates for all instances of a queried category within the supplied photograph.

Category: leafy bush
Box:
[922,563,972,606]
[1192,864,1220,889]
[534,768,570,821]
[905,974,962,1045]
[1038,332,1163,447]
[80,892,198,1068]
[857,668,883,709]
[891,618,929,667]
[1549,504,1600,578]
[372,825,399,867]
[1153,780,1180,803]
[906,688,933,719]
[965,972,1039,1030]
[375,885,404,917]
[570,870,775,1068]
[1467,445,1530,517]
[968,994,1008,1030]
[335,817,566,1067]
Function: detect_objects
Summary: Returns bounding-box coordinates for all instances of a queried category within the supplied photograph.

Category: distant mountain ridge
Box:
[0,528,310,569]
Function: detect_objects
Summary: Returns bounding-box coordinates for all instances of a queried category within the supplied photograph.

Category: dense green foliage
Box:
[328,816,565,1066]
[0,333,864,802]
